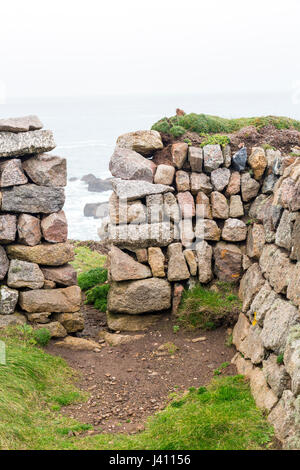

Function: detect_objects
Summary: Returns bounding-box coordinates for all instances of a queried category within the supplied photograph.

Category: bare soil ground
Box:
[47,306,236,434]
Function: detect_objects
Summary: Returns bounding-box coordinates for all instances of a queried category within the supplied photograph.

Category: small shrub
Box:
[34,328,51,347]
[169,125,186,138]
[173,325,180,334]
[200,134,230,148]
[277,353,284,365]
[151,118,171,134]
[78,267,108,291]
[85,284,110,312]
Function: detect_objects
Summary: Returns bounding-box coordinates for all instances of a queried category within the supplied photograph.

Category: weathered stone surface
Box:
[44,280,56,289]
[287,261,300,307]
[0,246,9,280]
[163,192,180,223]
[275,210,295,252]
[17,214,41,246]
[7,260,44,289]
[222,218,247,242]
[0,130,55,158]
[261,298,300,354]
[146,194,164,223]
[176,170,190,192]
[259,244,277,276]
[171,142,188,169]
[291,214,300,261]
[177,192,195,219]
[148,247,165,277]
[0,312,26,328]
[195,191,212,219]
[99,331,144,346]
[241,173,260,202]
[184,249,197,276]
[226,171,240,196]
[195,219,221,241]
[112,178,173,201]
[7,242,74,266]
[266,149,281,171]
[242,254,252,271]
[108,222,178,249]
[229,195,244,217]
[248,147,267,180]
[233,313,250,351]
[250,282,277,326]
[231,353,254,377]
[284,326,300,396]
[263,246,293,294]
[196,241,213,283]
[223,144,231,168]
[188,146,203,172]
[263,354,290,398]
[172,283,184,315]
[1,184,65,214]
[41,264,77,287]
[22,153,66,187]
[211,168,230,192]
[41,211,68,243]
[203,145,223,172]
[246,223,265,259]
[110,246,151,281]
[116,130,163,156]
[249,194,269,222]
[36,321,67,338]
[109,147,155,183]
[109,193,146,225]
[53,312,84,333]
[0,159,28,187]
[106,310,160,331]
[0,215,17,244]
[56,336,101,350]
[268,390,296,444]
[239,325,265,365]
[26,312,51,323]
[108,278,171,314]
[0,286,19,315]
[239,263,265,312]
[232,147,247,171]
[135,249,148,264]
[179,219,195,247]
[211,191,229,219]
[0,115,43,133]
[154,164,175,185]
[262,174,278,194]
[214,242,242,283]
[190,172,212,195]
[167,243,190,281]
[19,286,81,313]
[250,368,278,411]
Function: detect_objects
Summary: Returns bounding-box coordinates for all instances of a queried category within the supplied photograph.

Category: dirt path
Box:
[47,307,237,434]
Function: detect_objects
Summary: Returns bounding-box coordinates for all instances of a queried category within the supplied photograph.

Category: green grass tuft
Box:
[85,284,110,312]
[200,134,230,148]
[177,283,241,330]
[152,113,300,137]
[78,267,108,291]
[70,245,106,274]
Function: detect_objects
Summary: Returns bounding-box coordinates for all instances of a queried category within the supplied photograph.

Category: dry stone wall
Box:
[105,128,300,448]
[0,116,82,337]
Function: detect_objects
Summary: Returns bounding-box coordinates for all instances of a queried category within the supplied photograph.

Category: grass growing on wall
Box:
[70,245,106,274]
[152,113,300,137]
[177,283,242,330]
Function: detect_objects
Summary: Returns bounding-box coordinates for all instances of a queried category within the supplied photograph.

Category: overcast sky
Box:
[1,0,300,99]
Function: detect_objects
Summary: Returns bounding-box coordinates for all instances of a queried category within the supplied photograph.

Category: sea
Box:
[1,92,300,240]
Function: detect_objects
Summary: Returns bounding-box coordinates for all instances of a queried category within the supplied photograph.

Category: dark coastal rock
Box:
[1,184,65,214]
[232,147,247,171]
[0,130,55,158]
[0,115,43,133]
[88,178,112,192]
[22,154,67,187]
